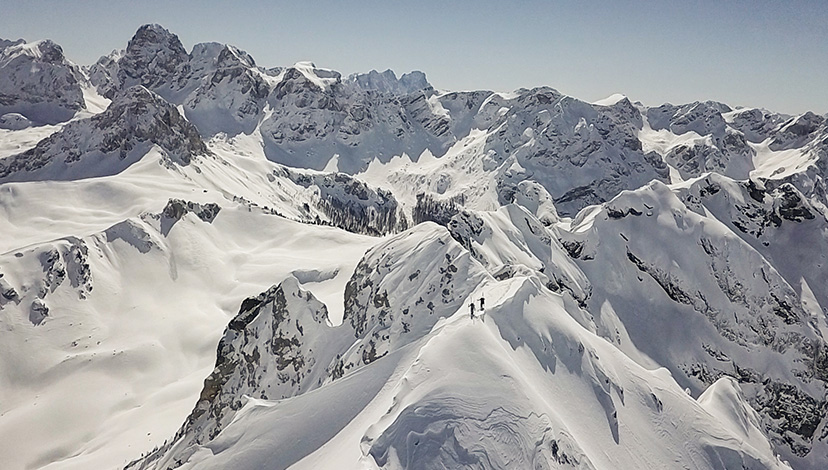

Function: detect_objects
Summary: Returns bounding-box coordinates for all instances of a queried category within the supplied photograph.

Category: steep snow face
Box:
[0,86,208,182]
[676,174,828,317]
[561,179,828,467]
[445,204,590,303]
[0,39,86,124]
[363,276,787,470]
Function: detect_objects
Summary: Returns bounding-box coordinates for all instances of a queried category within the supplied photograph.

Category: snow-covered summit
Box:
[0,38,86,124]
[0,85,207,182]
[113,23,190,100]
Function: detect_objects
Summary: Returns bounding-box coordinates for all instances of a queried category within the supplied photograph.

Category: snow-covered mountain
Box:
[0,38,86,125]
[2,24,828,470]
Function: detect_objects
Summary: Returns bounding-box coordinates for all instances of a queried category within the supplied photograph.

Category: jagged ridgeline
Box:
[2,22,828,470]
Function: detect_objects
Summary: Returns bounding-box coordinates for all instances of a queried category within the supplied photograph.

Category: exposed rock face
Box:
[345,69,432,95]
[129,222,488,469]
[192,280,334,437]
[182,44,270,136]
[646,101,757,180]
[727,107,789,143]
[647,101,732,136]
[0,112,32,130]
[162,199,221,223]
[0,39,86,124]
[340,223,488,368]
[93,26,276,138]
[258,62,467,173]
[86,49,122,97]
[127,278,348,469]
[770,112,825,151]
[0,86,208,182]
[158,199,221,235]
[279,168,409,236]
[114,24,190,101]
[0,237,92,325]
[664,130,754,180]
[482,92,669,215]
[412,192,465,226]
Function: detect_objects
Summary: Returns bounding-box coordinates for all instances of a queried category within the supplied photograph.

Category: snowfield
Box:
[1,24,827,470]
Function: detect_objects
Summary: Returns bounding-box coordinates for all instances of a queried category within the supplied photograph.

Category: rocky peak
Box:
[271,63,342,103]
[0,38,86,124]
[188,42,257,75]
[216,44,256,69]
[86,49,122,94]
[647,100,731,136]
[92,85,209,160]
[0,86,208,182]
[726,107,788,143]
[127,277,348,469]
[114,24,189,99]
[182,43,271,136]
[770,112,825,151]
[346,69,432,95]
[0,38,25,50]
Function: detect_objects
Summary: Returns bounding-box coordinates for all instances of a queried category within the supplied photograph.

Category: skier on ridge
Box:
[469,302,476,320]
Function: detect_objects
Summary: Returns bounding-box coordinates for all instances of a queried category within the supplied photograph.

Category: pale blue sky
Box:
[1,0,825,114]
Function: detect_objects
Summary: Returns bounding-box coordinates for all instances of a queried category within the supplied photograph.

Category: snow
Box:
[593,93,627,107]
[750,139,818,180]
[0,164,379,470]
[170,274,790,470]
[291,61,339,91]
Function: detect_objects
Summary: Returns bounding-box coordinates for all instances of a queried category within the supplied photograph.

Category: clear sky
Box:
[1,0,826,115]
